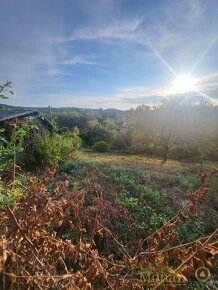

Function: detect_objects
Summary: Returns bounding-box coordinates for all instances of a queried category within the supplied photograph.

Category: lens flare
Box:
[173,74,196,93]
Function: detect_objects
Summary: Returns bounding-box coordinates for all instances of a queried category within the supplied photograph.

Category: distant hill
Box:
[0,104,128,116]
[0,104,127,118]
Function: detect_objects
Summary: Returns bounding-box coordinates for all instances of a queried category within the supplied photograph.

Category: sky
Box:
[0,0,218,110]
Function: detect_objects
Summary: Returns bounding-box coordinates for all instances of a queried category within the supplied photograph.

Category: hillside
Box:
[0,104,127,118]
[1,103,218,289]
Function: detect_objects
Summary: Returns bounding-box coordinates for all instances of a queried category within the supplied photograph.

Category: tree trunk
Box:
[162,131,171,164]
[162,145,169,164]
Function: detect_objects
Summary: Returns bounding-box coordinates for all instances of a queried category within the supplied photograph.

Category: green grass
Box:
[57,151,218,243]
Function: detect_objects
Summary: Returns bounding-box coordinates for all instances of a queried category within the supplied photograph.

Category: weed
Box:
[0,179,27,206]
[149,212,168,228]
[140,186,162,204]
[177,218,204,243]
[117,196,139,209]
[111,170,136,190]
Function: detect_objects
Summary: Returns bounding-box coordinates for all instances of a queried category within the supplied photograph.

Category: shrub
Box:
[0,178,27,207]
[117,197,139,209]
[140,186,162,204]
[92,140,110,153]
[169,144,201,161]
[29,133,80,168]
[112,134,128,151]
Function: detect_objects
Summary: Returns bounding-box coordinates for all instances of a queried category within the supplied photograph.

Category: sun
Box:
[173,74,196,94]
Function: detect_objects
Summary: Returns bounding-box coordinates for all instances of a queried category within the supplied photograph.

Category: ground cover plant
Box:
[59,152,218,242]
[0,150,217,289]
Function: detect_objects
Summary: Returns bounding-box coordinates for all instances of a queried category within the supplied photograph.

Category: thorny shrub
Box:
[0,168,217,289]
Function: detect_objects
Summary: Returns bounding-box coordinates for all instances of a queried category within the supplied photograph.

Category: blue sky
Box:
[0,0,218,109]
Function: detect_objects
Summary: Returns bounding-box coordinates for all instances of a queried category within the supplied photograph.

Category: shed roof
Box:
[0,110,38,122]
[0,108,54,129]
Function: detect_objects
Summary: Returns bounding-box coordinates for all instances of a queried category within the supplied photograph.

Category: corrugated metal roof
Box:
[0,109,54,129]
[0,110,38,122]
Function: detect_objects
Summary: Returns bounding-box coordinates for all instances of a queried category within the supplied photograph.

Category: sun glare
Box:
[173,74,196,94]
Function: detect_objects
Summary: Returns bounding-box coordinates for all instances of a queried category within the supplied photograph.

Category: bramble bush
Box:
[29,132,81,168]
[92,140,110,153]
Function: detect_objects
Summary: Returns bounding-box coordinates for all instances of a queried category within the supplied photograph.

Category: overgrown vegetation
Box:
[92,140,110,153]
[26,131,81,168]
[0,161,217,289]
[58,153,218,243]
[50,97,218,164]
[1,83,218,289]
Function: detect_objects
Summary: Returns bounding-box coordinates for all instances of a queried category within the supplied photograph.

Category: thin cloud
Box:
[59,56,97,65]
[64,18,142,42]
[195,72,218,98]
[196,72,218,84]
[117,85,171,99]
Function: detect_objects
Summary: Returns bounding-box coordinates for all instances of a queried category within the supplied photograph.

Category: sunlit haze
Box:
[173,75,196,94]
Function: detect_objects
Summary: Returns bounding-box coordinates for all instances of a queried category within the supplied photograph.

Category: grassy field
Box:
[56,151,218,245]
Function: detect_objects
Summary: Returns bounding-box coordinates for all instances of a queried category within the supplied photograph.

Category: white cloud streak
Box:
[59,55,97,65]
[64,18,142,42]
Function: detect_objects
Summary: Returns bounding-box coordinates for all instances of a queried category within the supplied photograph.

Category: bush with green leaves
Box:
[92,140,110,153]
[0,119,37,173]
[117,196,139,209]
[30,133,81,168]
[0,121,29,206]
[0,179,27,206]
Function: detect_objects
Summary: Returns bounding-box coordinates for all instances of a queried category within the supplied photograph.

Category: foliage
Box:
[0,168,217,289]
[116,184,170,237]
[111,169,137,190]
[117,196,139,209]
[58,152,218,243]
[177,218,204,243]
[3,99,218,162]
[92,140,110,153]
[140,186,162,203]
[0,118,37,175]
[4,100,212,162]
[0,118,35,206]
[112,134,129,151]
[31,132,81,168]
[0,179,27,206]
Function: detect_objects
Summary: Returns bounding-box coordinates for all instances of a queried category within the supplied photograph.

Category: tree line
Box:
[53,97,218,163]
